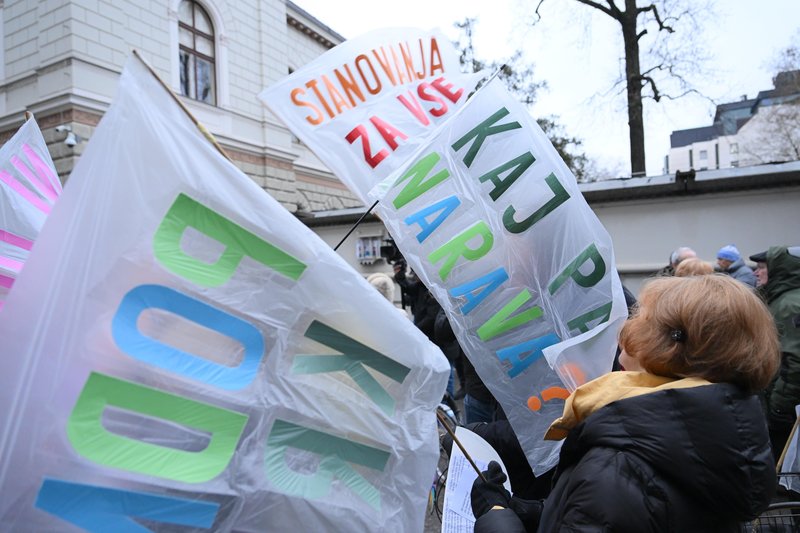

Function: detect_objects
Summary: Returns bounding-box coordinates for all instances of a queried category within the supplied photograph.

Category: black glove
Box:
[471,461,511,518]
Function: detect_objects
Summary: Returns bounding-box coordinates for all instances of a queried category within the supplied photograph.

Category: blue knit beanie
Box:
[717,244,740,261]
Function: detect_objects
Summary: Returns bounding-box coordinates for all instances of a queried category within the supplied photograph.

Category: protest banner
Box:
[0,54,449,532]
[259,27,484,204]
[371,78,628,474]
[0,117,61,308]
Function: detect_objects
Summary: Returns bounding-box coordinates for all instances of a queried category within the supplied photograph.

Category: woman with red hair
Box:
[472,274,780,532]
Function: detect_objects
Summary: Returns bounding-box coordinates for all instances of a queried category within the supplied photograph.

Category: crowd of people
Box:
[372,242,800,530]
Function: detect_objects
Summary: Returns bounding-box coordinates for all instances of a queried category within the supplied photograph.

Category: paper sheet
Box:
[441,427,511,533]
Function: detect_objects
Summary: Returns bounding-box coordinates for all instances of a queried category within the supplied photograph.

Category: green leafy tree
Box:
[455,18,590,181]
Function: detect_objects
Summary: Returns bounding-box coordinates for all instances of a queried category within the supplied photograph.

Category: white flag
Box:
[0,55,449,532]
[260,27,484,204]
[371,78,628,474]
[0,117,60,308]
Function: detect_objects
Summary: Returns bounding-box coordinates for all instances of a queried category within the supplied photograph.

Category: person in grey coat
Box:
[716,244,757,287]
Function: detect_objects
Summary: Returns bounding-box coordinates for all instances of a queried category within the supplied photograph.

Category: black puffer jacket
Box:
[477,383,775,532]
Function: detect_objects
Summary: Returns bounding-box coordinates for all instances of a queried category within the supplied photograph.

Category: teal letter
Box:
[549,243,606,295]
[153,193,306,286]
[503,173,570,234]
[264,419,390,510]
[428,221,494,281]
[449,267,509,315]
[478,151,535,201]
[404,195,461,243]
[567,302,613,334]
[67,372,248,484]
[451,108,521,168]
[497,333,561,378]
[292,321,410,416]
[392,152,450,208]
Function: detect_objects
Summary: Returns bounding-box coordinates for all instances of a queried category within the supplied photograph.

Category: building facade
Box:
[666,70,800,173]
[0,0,362,213]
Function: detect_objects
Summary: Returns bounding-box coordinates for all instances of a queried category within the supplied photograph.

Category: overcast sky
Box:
[291,0,799,177]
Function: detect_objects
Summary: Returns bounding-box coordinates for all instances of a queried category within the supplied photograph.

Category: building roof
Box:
[671,70,800,147]
[670,125,719,148]
[579,160,800,203]
[303,161,800,227]
[286,1,345,48]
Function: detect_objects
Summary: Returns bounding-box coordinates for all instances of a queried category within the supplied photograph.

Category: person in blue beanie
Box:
[716,244,757,287]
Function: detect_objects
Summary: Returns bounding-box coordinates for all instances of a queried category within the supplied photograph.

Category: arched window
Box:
[178,1,216,104]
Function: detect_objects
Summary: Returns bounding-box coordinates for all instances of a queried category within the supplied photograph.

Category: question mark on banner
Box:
[527,387,570,411]
[558,363,587,389]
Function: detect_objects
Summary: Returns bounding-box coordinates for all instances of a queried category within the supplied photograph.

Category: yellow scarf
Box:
[544,371,712,441]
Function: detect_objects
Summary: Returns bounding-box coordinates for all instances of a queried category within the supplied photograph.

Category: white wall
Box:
[591,186,800,294]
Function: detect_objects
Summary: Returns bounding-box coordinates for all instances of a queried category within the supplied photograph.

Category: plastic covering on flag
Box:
[0,117,60,308]
[259,27,485,204]
[370,78,627,474]
[0,55,449,532]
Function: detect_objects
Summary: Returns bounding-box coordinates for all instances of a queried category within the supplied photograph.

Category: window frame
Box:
[178,0,217,105]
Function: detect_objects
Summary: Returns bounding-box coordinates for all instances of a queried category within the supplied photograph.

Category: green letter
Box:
[549,243,606,295]
[264,419,390,510]
[153,193,306,286]
[503,173,570,234]
[392,152,450,209]
[292,321,410,415]
[477,289,543,341]
[428,221,494,282]
[567,302,613,334]
[67,372,247,484]
[478,151,535,201]
[451,108,521,168]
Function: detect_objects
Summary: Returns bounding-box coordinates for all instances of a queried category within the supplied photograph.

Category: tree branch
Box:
[575,0,617,19]
[637,4,675,33]
[639,75,661,102]
[534,0,546,22]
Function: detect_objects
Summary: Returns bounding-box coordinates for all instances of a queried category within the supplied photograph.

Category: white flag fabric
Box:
[0,55,449,532]
[259,27,484,204]
[371,78,628,474]
[0,117,60,308]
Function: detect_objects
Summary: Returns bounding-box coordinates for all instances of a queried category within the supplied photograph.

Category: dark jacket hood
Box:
[562,382,775,521]
[765,246,800,303]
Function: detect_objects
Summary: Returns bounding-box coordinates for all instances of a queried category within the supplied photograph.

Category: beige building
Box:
[0,0,362,213]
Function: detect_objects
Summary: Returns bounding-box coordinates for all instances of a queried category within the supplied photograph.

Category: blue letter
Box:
[404,195,461,243]
[35,478,218,532]
[112,284,265,390]
[496,333,560,378]
[449,267,509,314]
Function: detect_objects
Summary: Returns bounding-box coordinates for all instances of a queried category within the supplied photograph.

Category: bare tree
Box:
[740,35,800,165]
[534,0,708,176]
[455,18,590,181]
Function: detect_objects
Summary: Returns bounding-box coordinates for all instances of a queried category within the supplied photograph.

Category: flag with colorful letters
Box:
[0,117,60,308]
[0,55,449,532]
[259,27,484,204]
[371,78,628,473]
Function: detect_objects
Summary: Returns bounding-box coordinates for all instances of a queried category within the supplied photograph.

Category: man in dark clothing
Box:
[750,245,800,459]
[393,263,438,341]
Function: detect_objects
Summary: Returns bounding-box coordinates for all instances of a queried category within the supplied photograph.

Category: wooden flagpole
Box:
[131,49,231,162]
[436,410,488,483]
